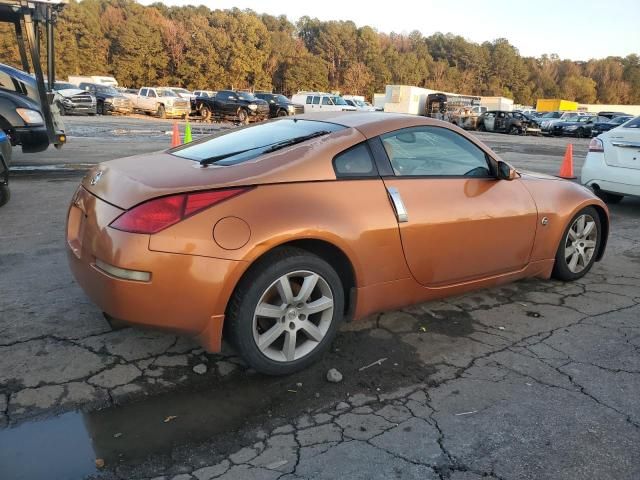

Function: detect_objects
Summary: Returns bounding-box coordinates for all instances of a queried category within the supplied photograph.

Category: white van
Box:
[291,92,356,112]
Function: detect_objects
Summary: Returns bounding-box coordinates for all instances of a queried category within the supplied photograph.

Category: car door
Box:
[494,112,507,131]
[379,126,538,287]
[483,112,495,131]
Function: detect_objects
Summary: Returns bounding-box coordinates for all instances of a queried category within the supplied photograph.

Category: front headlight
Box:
[16,108,44,125]
[248,104,258,111]
[104,98,114,104]
[288,105,295,112]
[62,98,73,105]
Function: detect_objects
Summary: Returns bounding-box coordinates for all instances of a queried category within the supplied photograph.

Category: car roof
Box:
[293,112,465,139]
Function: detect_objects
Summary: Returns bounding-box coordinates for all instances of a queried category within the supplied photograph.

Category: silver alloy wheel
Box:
[252,270,334,362]
[565,214,598,273]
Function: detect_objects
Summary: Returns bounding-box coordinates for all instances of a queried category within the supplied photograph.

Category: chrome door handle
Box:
[386,186,409,223]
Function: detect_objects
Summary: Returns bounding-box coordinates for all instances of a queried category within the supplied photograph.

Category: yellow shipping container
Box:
[536,99,578,112]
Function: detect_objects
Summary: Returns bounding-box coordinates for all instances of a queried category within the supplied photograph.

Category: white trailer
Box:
[480,96,514,112]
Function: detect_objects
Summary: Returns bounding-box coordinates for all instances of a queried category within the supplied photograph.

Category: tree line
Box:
[0,0,639,105]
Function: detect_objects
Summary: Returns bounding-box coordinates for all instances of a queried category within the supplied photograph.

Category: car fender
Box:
[518,173,609,262]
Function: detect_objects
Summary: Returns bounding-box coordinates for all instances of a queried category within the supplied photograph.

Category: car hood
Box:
[56,88,87,98]
[81,127,366,209]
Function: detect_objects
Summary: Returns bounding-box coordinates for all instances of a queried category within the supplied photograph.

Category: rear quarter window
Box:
[333,143,377,178]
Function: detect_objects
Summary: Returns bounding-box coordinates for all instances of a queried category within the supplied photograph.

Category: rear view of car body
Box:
[582,117,640,199]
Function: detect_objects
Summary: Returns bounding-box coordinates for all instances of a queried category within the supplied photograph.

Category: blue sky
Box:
[140,0,639,61]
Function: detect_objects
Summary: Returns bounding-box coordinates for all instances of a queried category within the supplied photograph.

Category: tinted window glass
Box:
[380,126,491,177]
[306,96,312,104]
[140,88,148,96]
[333,143,376,177]
[312,96,320,105]
[623,116,640,129]
[172,119,345,164]
[321,97,332,105]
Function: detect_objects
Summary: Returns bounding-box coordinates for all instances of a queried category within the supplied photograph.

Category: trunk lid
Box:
[604,127,640,170]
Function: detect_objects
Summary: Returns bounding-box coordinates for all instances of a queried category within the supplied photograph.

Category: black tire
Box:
[156,104,166,119]
[595,190,624,204]
[0,184,10,207]
[226,247,345,375]
[237,108,249,125]
[200,105,212,121]
[552,206,601,281]
[97,101,104,115]
[276,109,288,117]
[477,122,486,132]
[575,128,584,139]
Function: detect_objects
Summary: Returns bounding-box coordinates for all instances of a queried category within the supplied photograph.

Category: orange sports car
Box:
[67,113,608,374]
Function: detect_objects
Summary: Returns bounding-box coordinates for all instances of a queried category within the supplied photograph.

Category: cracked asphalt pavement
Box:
[1,117,639,479]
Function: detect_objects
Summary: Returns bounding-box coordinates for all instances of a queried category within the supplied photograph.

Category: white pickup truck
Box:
[130,87,191,119]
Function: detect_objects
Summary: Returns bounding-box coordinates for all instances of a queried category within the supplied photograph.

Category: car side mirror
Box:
[497,161,517,180]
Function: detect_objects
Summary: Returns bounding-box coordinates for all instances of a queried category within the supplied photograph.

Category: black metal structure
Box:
[0,0,67,147]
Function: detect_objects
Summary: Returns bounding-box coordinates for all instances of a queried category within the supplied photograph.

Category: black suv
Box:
[194,90,269,124]
[254,93,304,117]
[79,83,133,115]
[0,63,50,153]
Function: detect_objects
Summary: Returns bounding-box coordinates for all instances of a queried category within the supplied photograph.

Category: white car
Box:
[291,92,356,112]
[581,116,640,202]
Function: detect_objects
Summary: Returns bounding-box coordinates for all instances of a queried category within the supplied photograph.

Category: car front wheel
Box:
[552,207,601,281]
[227,247,344,375]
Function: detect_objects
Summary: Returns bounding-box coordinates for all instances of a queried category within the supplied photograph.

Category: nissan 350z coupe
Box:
[67,113,609,375]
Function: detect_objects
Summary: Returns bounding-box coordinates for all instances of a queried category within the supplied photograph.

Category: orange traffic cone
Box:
[171,122,181,148]
[558,144,576,179]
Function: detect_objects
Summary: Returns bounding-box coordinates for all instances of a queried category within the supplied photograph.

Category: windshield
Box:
[172,88,190,94]
[275,95,289,103]
[237,92,256,101]
[353,100,366,107]
[610,116,631,124]
[54,82,76,90]
[171,119,344,165]
[540,112,560,118]
[157,89,178,97]
[97,86,119,95]
[623,117,640,129]
[332,96,348,106]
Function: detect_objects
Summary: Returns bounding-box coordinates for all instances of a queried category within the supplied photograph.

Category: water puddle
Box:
[0,330,429,479]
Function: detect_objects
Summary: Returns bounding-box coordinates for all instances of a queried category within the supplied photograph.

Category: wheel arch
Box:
[224,238,358,324]
[591,203,609,261]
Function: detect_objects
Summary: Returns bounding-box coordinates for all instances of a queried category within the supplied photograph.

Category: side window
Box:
[148,90,157,98]
[306,96,312,104]
[312,96,320,105]
[321,97,332,105]
[333,143,376,178]
[379,126,492,177]
[140,88,148,96]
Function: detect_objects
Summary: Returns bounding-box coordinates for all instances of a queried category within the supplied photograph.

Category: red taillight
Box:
[588,137,604,152]
[110,188,249,234]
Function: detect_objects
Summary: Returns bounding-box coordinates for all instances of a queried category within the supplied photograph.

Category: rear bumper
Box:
[581,152,640,197]
[66,187,245,352]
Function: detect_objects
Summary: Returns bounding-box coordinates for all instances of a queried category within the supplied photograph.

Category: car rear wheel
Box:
[226,247,344,375]
[156,104,166,119]
[477,122,486,132]
[552,207,601,281]
[0,184,10,207]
